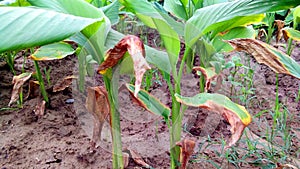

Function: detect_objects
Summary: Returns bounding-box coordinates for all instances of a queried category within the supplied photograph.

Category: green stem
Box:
[103,75,123,169]
[6,52,16,75]
[33,60,49,104]
[169,47,193,168]
[287,38,293,56]
[18,89,23,108]
[287,23,298,56]
[78,53,85,92]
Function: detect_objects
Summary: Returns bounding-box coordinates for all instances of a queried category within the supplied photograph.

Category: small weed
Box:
[3,51,17,75]
[226,54,256,105]
[44,67,52,86]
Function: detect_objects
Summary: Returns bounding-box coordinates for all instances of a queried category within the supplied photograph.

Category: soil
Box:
[0,38,299,169]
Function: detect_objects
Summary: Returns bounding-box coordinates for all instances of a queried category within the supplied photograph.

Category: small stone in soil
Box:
[65,99,74,104]
[45,157,62,164]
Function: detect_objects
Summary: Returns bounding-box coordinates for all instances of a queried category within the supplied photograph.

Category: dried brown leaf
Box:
[52,75,77,92]
[257,29,267,40]
[226,38,291,76]
[124,148,151,168]
[86,86,110,148]
[214,75,223,91]
[123,152,130,168]
[274,20,285,43]
[8,72,32,107]
[26,80,40,99]
[176,139,196,169]
[98,35,151,97]
[34,98,46,117]
[193,67,217,92]
[222,108,247,148]
[175,93,251,148]
[276,163,298,169]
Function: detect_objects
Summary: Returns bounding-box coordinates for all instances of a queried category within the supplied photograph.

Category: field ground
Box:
[0,36,299,168]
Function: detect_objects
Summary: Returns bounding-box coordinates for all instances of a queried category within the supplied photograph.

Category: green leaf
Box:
[212,26,255,52]
[153,2,184,36]
[227,38,300,79]
[28,0,111,63]
[0,0,30,6]
[164,0,188,20]
[28,0,110,38]
[120,0,180,73]
[185,0,300,47]
[283,28,300,41]
[101,0,120,25]
[106,30,171,74]
[192,39,216,68]
[192,0,203,9]
[175,93,251,124]
[126,84,170,122]
[175,93,251,147]
[203,0,227,7]
[29,42,75,61]
[294,5,300,25]
[0,7,100,53]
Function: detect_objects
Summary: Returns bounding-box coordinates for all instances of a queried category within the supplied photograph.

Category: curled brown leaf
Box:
[226,38,289,75]
[176,139,196,169]
[123,147,151,168]
[8,72,32,107]
[52,75,77,92]
[98,35,151,97]
[34,98,46,117]
[274,20,285,43]
[26,80,40,99]
[123,152,130,168]
[193,67,217,92]
[175,93,251,148]
[86,86,110,148]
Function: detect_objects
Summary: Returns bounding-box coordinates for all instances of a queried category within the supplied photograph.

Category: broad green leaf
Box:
[294,5,300,25]
[212,26,255,52]
[192,39,216,68]
[175,93,251,147]
[101,0,120,25]
[28,0,110,38]
[227,38,300,79]
[203,0,227,7]
[105,30,171,74]
[0,0,30,6]
[28,42,75,61]
[283,28,300,41]
[120,0,180,73]
[126,84,170,122]
[0,7,100,53]
[28,0,111,63]
[119,53,134,75]
[192,0,203,9]
[0,0,15,5]
[153,2,184,36]
[86,0,107,7]
[210,14,264,38]
[164,0,188,20]
[185,0,300,47]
